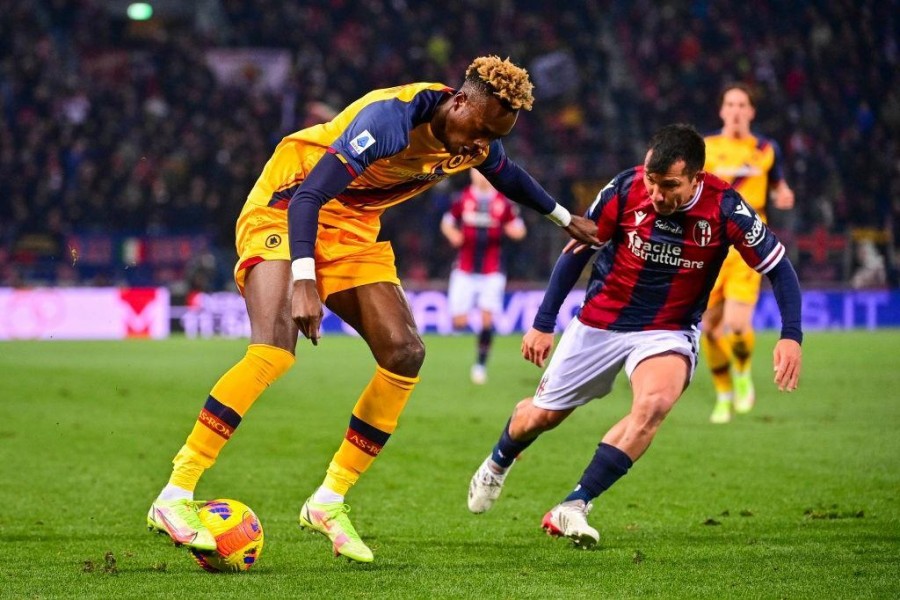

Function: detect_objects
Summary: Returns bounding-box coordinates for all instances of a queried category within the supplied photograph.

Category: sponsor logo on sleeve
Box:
[348,129,376,156]
[744,214,766,247]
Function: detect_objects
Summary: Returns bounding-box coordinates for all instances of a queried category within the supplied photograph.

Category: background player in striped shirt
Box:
[441,169,526,384]
[146,56,600,563]
[702,83,796,423]
[467,124,802,547]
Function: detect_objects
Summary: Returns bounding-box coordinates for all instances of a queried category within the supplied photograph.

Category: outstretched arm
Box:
[479,158,599,246]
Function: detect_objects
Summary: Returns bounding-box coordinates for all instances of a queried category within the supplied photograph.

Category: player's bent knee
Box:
[727,322,751,336]
[515,398,534,412]
[633,393,677,426]
[380,337,426,375]
[524,406,567,434]
[247,344,296,382]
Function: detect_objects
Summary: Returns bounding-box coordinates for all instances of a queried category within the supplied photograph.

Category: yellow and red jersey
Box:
[249,82,502,216]
[703,131,786,222]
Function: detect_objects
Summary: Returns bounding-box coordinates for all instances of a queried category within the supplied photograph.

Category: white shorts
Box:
[532,319,700,411]
[447,269,507,317]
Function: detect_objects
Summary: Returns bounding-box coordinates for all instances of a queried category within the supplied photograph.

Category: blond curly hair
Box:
[465,56,534,111]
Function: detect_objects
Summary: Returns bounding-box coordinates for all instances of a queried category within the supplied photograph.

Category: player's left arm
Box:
[724,190,802,390]
[288,152,356,345]
[768,139,795,210]
[524,247,595,367]
[288,98,418,343]
[523,176,620,367]
[477,142,599,246]
[766,259,803,391]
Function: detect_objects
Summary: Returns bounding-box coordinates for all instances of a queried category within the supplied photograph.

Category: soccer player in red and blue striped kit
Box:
[467,124,803,547]
[441,169,526,384]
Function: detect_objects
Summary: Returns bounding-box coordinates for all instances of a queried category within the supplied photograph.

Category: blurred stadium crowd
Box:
[1,0,897,295]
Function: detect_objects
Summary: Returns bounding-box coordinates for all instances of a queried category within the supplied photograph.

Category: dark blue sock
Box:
[564,442,633,503]
[477,327,494,366]
[490,419,534,468]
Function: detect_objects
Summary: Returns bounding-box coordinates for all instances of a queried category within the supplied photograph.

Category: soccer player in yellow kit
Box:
[145,56,599,562]
[702,83,795,424]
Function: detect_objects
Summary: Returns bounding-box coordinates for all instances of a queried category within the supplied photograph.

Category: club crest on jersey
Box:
[744,214,765,247]
[693,220,712,247]
[348,129,376,156]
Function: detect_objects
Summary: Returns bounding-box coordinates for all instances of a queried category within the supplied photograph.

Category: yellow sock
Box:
[728,330,755,374]
[701,331,733,395]
[169,344,295,491]
[323,366,419,496]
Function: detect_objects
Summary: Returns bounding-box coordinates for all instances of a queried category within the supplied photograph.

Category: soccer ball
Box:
[188,499,264,573]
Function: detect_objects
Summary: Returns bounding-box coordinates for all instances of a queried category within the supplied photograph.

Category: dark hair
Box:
[719,82,756,108]
[646,123,705,176]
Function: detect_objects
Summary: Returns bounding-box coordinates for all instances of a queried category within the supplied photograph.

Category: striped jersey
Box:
[448,187,521,274]
[577,166,785,332]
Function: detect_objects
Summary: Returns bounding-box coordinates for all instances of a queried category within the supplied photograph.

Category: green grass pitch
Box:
[0,331,898,598]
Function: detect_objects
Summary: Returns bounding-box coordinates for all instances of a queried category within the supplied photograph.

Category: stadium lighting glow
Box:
[127,3,153,20]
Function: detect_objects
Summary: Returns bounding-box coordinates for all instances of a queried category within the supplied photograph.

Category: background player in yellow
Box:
[702,83,795,424]
[146,56,599,563]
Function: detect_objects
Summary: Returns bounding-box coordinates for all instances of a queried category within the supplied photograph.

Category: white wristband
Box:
[291,257,316,281]
[545,203,572,227]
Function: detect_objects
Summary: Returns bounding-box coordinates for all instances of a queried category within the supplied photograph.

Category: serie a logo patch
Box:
[349,129,376,156]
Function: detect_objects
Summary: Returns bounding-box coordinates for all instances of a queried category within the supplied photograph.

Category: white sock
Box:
[716,391,734,404]
[157,484,193,502]
[312,486,344,504]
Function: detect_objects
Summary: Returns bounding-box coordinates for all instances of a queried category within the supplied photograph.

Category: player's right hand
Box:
[291,279,323,346]
[521,327,555,368]
[773,338,801,391]
[563,215,600,247]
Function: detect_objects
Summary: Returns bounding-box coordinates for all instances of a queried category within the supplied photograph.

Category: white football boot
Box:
[467,456,511,513]
[541,499,599,548]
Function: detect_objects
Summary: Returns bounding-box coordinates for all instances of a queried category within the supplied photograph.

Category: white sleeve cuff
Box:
[545,203,572,227]
[291,257,316,281]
